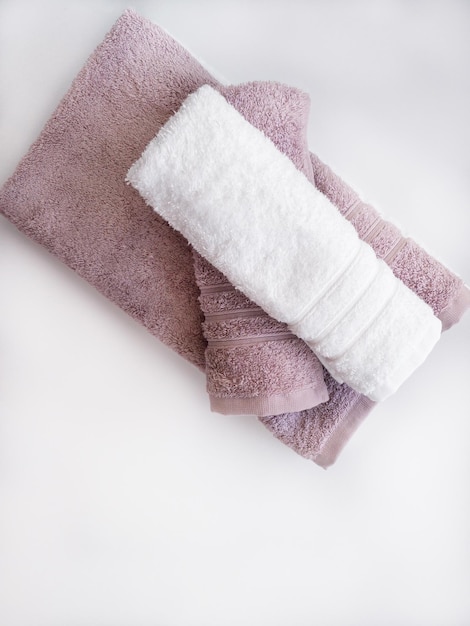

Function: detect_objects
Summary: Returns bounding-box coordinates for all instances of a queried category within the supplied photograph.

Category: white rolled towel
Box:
[127,85,441,401]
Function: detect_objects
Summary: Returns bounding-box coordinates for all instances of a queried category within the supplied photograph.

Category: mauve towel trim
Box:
[362,219,384,243]
[208,332,295,348]
[204,308,264,321]
[439,284,470,331]
[382,237,408,264]
[313,395,376,468]
[199,282,235,294]
[210,383,329,417]
[342,199,362,219]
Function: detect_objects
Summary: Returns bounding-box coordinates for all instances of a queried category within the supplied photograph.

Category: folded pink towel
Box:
[1,10,468,465]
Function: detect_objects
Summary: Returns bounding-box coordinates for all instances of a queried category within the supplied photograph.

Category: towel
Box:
[127,85,442,402]
[0,9,213,370]
[193,82,328,416]
[1,10,468,464]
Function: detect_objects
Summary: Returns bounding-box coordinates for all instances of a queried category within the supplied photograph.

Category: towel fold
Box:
[127,85,442,402]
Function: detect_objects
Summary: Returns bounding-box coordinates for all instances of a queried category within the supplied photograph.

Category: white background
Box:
[1,1,470,625]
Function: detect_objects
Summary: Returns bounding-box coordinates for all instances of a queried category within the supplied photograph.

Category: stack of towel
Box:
[1,10,468,466]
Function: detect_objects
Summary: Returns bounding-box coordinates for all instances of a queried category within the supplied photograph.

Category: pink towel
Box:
[0,10,468,465]
[0,9,212,370]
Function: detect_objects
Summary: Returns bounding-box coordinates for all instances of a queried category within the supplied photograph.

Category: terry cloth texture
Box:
[0,10,331,450]
[193,250,329,416]
[0,9,215,370]
[1,10,468,465]
[193,82,328,417]
[127,85,442,402]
